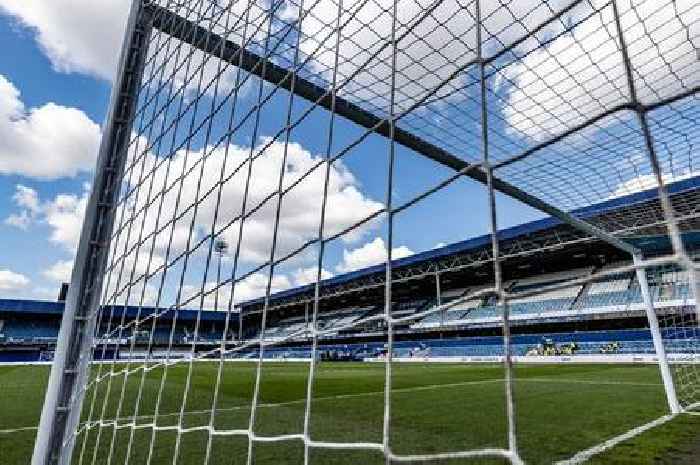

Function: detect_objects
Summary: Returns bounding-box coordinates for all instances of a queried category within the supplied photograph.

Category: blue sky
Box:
[0,11,109,299]
[0,0,695,306]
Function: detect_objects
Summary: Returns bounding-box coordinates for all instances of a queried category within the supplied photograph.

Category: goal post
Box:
[31,2,154,464]
[633,254,681,414]
[31,0,700,464]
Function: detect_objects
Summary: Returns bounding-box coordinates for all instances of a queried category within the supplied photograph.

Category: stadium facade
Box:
[2,176,698,364]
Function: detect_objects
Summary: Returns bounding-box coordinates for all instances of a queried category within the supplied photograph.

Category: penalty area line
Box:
[554,414,676,465]
[78,378,506,429]
[6,378,508,436]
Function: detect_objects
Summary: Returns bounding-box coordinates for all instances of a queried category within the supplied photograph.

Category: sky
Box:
[0,0,696,306]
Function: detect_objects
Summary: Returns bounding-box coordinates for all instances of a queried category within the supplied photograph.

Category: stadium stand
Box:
[0,257,694,363]
[1,178,698,364]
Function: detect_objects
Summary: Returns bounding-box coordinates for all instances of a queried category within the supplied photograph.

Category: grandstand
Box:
[2,177,698,364]
[233,176,700,353]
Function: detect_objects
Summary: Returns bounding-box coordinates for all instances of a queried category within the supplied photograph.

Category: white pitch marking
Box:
[554,414,677,465]
[76,378,507,430]
[0,425,38,435]
[516,378,662,387]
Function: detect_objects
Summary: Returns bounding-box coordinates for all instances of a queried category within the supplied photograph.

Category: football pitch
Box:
[1,362,698,464]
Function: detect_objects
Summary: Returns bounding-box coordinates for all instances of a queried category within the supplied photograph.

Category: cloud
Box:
[4,212,31,230]
[176,264,338,310]
[6,184,88,252]
[11,184,41,212]
[0,268,30,292]
[181,271,295,310]
[117,136,383,272]
[230,272,293,303]
[4,184,162,305]
[336,237,413,273]
[497,0,699,141]
[108,136,383,308]
[0,0,129,80]
[291,266,333,286]
[5,131,383,309]
[0,1,262,94]
[182,263,338,311]
[283,0,574,111]
[102,279,161,308]
[0,75,100,179]
[43,188,89,253]
[42,260,74,283]
[609,170,700,199]
[1,0,570,108]
[6,186,40,225]
[4,184,41,229]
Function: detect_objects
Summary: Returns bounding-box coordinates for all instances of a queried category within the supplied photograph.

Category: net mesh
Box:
[43,0,700,464]
[652,263,700,410]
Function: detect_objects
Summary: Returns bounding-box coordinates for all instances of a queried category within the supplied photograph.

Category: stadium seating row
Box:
[232,327,698,360]
[0,266,693,346]
[412,268,692,329]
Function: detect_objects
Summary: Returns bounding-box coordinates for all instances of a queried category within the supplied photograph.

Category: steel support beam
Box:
[31,2,153,464]
[148,4,637,257]
[435,272,443,327]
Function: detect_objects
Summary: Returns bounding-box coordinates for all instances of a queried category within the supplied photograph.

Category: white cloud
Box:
[4,212,31,230]
[0,268,30,292]
[232,272,294,303]
[139,282,160,307]
[609,170,700,199]
[6,184,88,252]
[31,286,63,301]
[336,237,413,273]
[0,1,261,94]
[497,0,699,141]
[176,264,338,311]
[0,0,129,80]
[292,266,333,286]
[5,185,41,229]
[177,265,334,311]
[0,0,570,108]
[103,279,161,308]
[5,134,383,308]
[182,272,294,310]
[118,137,383,270]
[43,188,89,253]
[11,184,40,212]
[114,136,382,309]
[283,0,574,111]
[42,260,74,283]
[0,75,100,179]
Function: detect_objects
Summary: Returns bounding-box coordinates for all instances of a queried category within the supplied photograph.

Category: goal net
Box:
[32,0,699,464]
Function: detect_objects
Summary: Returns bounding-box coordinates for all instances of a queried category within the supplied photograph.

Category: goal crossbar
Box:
[148,2,637,257]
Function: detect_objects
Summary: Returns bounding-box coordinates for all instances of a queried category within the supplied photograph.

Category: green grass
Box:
[0,362,698,464]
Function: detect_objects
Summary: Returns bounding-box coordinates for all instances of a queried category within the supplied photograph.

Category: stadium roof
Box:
[241,174,700,311]
[0,299,229,322]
